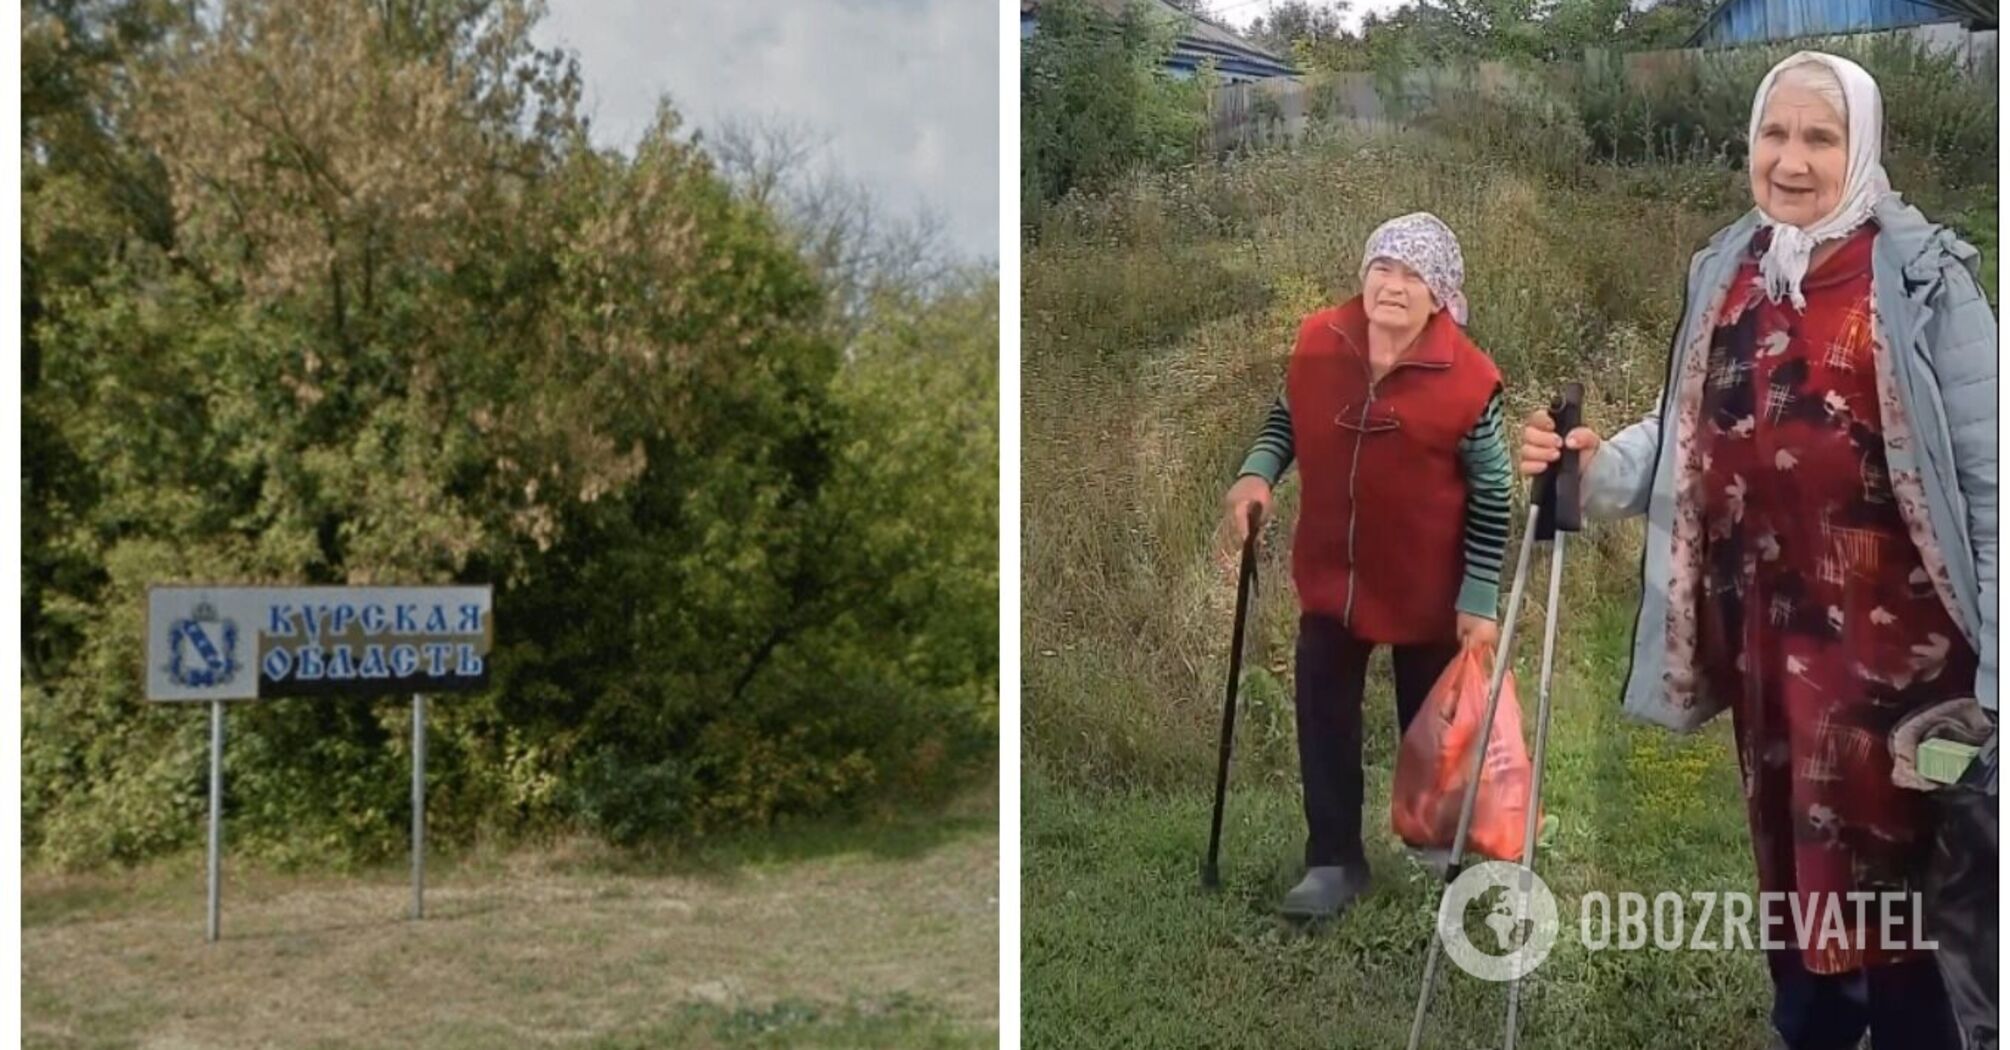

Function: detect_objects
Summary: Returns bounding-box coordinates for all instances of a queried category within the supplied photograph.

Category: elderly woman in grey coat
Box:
[1520,52,1996,1050]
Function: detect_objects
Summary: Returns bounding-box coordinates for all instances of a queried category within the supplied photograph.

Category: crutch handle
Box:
[1535,383,1584,540]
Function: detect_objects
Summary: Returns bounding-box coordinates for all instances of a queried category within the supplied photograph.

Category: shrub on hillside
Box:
[1572,35,1995,192]
[1414,78,1595,184]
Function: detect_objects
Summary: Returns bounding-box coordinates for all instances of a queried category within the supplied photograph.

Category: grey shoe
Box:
[1279,864,1371,919]
[1405,846,1453,877]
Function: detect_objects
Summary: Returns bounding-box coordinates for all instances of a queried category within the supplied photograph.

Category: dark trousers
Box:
[1294,614,1460,868]
[1768,948,1962,1050]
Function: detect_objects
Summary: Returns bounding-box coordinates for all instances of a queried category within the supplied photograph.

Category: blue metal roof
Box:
[1688,0,1970,47]
[1020,0,1299,83]
[1164,39,1299,81]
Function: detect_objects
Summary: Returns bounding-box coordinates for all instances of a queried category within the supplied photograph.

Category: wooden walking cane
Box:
[1203,502,1262,890]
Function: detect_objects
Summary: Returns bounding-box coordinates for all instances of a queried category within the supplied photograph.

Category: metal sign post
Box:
[411,693,426,920]
[145,584,493,940]
[207,699,224,943]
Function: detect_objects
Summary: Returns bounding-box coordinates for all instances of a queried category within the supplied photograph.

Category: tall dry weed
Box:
[1025,127,1732,791]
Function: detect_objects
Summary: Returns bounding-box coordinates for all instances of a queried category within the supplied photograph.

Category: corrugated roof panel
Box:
[1693,0,1967,46]
[1021,0,1298,74]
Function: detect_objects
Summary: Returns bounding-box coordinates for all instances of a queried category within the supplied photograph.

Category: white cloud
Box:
[533,0,999,260]
[1216,0,1418,33]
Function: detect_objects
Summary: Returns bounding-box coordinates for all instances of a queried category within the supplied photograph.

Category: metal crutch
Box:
[1406,384,1584,1050]
[1203,502,1262,890]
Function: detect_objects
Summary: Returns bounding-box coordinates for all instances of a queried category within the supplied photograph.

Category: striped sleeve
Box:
[1236,392,1295,486]
[1456,386,1513,620]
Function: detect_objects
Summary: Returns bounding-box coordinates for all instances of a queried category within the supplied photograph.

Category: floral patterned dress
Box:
[1697,223,1977,974]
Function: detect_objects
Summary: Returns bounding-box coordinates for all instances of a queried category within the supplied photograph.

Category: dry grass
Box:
[1021,106,1993,1050]
[22,796,998,1049]
[1023,126,1727,793]
[1020,125,1779,1046]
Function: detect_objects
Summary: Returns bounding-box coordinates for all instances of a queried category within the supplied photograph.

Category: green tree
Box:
[23,0,996,866]
[1359,0,1631,63]
[23,0,186,681]
[1355,5,1477,69]
[1543,0,1632,53]
[1247,0,1349,56]
[1021,0,1209,209]
[1616,0,1714,51]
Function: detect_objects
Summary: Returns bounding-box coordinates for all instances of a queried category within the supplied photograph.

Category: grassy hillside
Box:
[1020,121,1987,1046]
[1025,125,1730,791]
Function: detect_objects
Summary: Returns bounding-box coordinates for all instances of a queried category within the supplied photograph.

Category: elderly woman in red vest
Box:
[1223,212,1514,919]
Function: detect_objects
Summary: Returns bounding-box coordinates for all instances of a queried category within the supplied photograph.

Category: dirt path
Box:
[24,817,998,1049]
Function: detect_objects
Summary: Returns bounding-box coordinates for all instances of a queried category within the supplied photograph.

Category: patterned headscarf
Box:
[1360,212,1469,326]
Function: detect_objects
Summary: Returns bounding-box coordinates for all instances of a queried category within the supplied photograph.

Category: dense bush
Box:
[1574,49,1761,166]
[1572,35,1997,192]
[23,0,996,869]
[1409,37,1996,287]
[1412,77,1595,185]
[1020,0,1209,215]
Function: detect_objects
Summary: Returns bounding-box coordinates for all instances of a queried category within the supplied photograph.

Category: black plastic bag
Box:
[1926,733,1998,1050]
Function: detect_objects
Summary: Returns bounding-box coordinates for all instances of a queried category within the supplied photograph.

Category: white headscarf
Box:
[1360,212,1470,326]
[1747,50,1894,311]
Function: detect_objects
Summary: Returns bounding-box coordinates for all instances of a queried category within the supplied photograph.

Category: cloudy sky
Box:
[1212,0,1416,33]
[533,1,999,261]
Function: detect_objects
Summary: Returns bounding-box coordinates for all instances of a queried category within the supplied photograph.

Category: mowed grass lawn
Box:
[23,794,998,1050]
[1025,601,1782,1049]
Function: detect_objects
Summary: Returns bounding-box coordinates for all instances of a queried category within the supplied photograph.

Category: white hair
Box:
[1766,58,1848,126]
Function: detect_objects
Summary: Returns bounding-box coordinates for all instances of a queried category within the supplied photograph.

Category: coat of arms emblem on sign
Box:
[167,601,241,689]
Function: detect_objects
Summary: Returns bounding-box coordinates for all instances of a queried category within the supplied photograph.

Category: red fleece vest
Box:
[1287,298,1502,644]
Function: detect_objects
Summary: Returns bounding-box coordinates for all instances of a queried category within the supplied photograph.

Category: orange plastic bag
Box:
[1391,644,1540,863]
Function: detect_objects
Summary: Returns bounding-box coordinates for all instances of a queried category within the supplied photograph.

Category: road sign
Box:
[146,585,493,701]
[145,584,491,940]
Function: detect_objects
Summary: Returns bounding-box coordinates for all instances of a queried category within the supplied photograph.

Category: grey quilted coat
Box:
[1582,196,1998,730]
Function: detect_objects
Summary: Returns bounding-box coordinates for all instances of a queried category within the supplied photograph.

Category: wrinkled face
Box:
[1362,257,1440,332]
[1750,83,1848,228]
